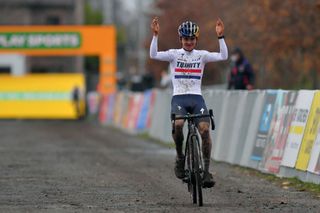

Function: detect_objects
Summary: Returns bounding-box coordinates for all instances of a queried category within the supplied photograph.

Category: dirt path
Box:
[0,120,319,212]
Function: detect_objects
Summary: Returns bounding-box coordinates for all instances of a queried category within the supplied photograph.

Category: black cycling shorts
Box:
[171,94,210,124]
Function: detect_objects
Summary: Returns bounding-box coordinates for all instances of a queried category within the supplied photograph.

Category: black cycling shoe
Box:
[174,155,185,179]
[202,171,215,188]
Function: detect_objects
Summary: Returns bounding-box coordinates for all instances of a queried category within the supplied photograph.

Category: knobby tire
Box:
[192,135,203,206]
[189,136,197,204]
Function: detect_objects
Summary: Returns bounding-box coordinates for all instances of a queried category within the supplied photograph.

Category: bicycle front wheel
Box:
[191,135,203,206]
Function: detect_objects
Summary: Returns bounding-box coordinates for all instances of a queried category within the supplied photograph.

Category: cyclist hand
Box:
[151,17,160,36]
[216,18,224,37]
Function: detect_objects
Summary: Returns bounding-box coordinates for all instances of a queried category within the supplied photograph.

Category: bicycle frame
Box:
[184,118,204,178]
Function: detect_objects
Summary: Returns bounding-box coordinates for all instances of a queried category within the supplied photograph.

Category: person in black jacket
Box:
[228,47,254,90]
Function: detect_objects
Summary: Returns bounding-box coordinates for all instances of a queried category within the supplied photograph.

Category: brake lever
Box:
[209,109,215,130]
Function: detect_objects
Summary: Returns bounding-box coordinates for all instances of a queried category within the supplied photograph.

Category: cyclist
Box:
[150,17,228,188]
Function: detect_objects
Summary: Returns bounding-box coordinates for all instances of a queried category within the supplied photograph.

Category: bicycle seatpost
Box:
[171,113,176,134]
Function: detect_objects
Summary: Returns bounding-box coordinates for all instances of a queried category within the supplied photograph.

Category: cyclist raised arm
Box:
[150,17,228,188]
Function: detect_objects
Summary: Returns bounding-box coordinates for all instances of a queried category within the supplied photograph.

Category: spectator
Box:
[228,47,254,90]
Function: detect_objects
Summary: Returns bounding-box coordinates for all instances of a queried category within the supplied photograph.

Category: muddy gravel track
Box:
[0,120,319,213]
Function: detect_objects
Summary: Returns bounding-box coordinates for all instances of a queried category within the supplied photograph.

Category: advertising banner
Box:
[113,93,124,126]
[251,90,277,161]
[98,95,109,123]
[260,90,286,170]
[120,93,130,128]
[281,90,315,168]
[307,126,320,174]
[124,95,134,129]
[296,91,320,170]
[0,74,85,119]
[106,94,115,123]
[136,90,154,131]
[146,90,156,129]
[126,93,144,131]
[99,94,115,124]
[87,91,100,115]
[262,91,298,173]
[314,154,320,174]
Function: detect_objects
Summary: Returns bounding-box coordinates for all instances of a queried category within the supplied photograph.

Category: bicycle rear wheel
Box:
[191,135,203,206]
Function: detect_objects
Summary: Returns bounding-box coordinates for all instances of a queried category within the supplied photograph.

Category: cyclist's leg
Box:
[198,121,215,187]
[171,95,187,158]
[198,121,212,172]
[171,95,187,179]
[173,119,185,157]
[190,95,211,171]
[192,95,215,186]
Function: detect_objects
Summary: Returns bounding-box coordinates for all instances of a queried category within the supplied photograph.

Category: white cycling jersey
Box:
[150,36,228,96]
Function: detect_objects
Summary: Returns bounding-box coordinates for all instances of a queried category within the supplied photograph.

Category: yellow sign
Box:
[0,26,116,94]
[296,91,320,170]
[0,74,85,119]
[290,126,304,134]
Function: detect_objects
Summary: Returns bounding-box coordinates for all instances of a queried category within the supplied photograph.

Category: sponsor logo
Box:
[0,32,82,49]
[176,61,201,69]
[200,108,204,114]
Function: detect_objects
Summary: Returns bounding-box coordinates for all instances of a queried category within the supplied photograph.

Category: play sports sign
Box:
[0,26,116,94]
[0,32,81,49]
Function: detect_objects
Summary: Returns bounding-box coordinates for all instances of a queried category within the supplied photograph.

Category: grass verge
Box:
[233,165,320,198]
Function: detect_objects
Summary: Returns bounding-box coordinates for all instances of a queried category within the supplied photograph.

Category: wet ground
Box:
[0,120,319,212]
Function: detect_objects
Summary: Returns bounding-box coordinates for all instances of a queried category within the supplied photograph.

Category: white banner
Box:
[281,90,315,168]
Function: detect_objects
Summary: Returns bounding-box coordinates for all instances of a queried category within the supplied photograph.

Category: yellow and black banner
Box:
[0,73,85,119]
[296,91,320,170]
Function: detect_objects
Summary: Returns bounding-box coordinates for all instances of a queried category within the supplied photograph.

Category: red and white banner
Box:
[261,91,297,173]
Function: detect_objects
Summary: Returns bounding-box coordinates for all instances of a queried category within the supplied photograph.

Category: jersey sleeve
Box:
[202,38,228,63]
[149,36,174,62]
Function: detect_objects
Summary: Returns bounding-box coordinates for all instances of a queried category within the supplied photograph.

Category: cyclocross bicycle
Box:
[171,109,215,206]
